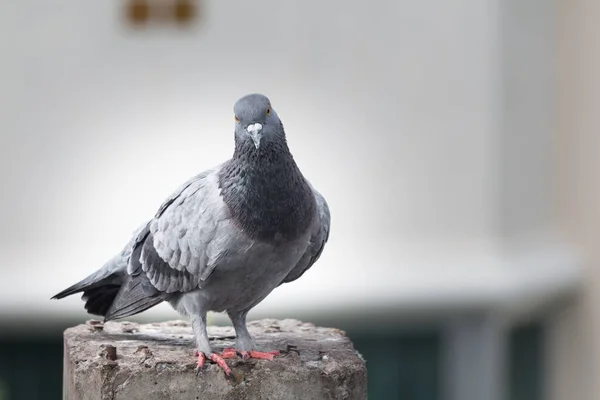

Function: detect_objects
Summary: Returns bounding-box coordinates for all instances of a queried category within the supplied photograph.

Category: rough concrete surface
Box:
[63,319,367,400]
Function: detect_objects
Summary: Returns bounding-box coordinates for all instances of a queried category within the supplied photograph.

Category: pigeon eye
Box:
[266,107,271,116]
[234,115,240,123]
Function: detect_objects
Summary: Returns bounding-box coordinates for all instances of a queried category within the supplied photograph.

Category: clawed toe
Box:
[220,347,238,359]
[194,350,232,376]
[249,350,280,360]
[209,353,232,375]
[236,349,280,361]
[195,347,279,375]
[194,351,207,375]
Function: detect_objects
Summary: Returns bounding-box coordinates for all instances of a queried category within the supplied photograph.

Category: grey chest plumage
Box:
[218,141,316,242]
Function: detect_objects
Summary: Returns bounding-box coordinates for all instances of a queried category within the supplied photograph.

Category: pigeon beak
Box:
[246,123,263,149]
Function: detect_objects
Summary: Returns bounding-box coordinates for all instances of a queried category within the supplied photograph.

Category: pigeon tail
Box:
[81,284,122,316]
[51,267,127,317]
[52,271,164,319]
[102,273,165,321]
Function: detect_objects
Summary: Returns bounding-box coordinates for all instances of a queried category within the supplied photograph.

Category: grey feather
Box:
[51,223,148,316]
[280,188,331,285]
[148,167,231,287]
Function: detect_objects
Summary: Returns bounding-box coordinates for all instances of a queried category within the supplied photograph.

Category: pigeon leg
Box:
[228,310,280,360]
[192,315,231,376]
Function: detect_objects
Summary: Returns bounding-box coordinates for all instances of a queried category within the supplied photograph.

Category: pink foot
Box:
[194,350,232,376]
[241,350,280,360]
[194,350,206,369]
[220,347,238,359]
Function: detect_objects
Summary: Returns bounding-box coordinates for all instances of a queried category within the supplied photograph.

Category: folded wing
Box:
[280,188,331,285]
[105,167,236,319]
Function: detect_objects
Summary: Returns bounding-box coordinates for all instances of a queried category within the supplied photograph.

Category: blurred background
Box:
[0,0,597,399]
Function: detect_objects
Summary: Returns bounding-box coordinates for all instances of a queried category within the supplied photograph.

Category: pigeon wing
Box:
[280,188,331,285]
[127,166,237,294]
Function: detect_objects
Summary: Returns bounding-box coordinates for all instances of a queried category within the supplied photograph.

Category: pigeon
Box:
[52,93,331,375]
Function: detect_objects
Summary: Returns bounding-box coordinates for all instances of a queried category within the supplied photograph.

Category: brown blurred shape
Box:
[125,0,199,26]
[174,0,195,24]
[127,0,150,25]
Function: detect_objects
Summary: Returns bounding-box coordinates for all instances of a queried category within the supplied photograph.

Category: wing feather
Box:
[125,166,233,294]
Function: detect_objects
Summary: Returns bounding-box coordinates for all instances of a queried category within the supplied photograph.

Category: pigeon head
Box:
[233,93,284,150]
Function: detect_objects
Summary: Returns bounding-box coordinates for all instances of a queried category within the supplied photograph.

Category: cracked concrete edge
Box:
[63,319,367,400]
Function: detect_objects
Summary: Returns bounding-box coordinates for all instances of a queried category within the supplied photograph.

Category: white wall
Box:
[0,0,572,324]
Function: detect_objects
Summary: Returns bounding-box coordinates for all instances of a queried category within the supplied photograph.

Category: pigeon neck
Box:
[219,138,316,242]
